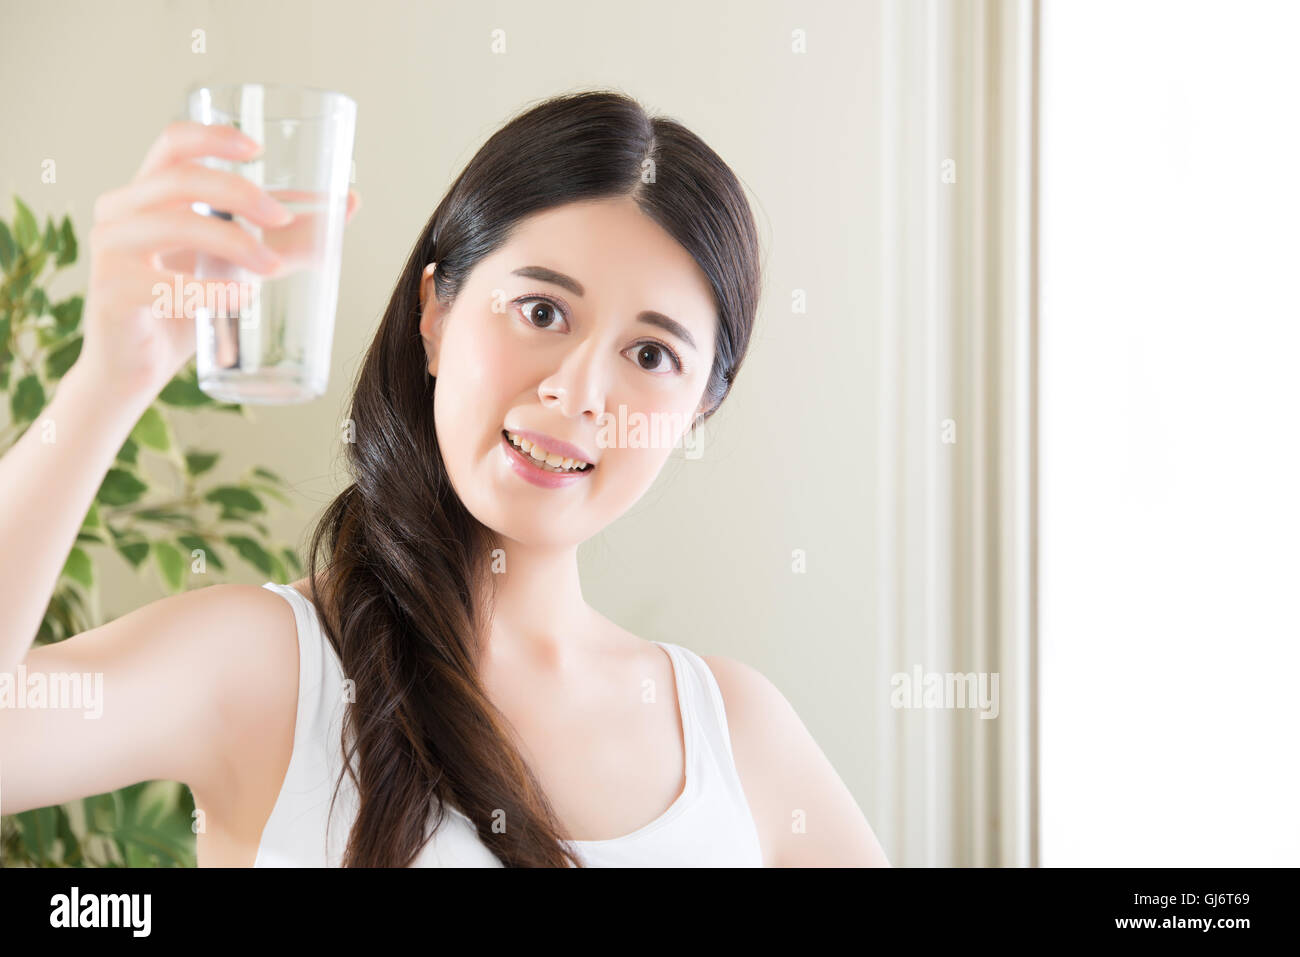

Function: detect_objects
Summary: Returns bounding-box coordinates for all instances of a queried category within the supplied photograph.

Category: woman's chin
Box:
[485,516,592,551]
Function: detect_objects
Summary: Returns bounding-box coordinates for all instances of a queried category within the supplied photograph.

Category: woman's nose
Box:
[537,342,607,419]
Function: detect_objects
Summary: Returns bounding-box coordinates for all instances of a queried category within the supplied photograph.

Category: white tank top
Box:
[254,581,765,867]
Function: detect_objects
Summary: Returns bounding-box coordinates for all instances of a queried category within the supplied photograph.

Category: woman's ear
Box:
[418,262,443,376]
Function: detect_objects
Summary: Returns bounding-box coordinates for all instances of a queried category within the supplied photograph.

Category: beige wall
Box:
[1,0,887,854]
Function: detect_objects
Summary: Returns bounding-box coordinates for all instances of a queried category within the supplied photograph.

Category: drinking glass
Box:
[184,82,357,403]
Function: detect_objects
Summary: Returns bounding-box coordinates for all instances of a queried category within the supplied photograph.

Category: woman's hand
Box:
[72,120,359,406]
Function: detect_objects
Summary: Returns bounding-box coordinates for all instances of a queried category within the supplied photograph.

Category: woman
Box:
[0,90,890,867]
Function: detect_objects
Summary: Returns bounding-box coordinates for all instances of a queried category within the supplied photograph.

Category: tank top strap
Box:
[261,581,326,696]
[258,581,359,866]
[260,580,350,751]
[652,640,743,776]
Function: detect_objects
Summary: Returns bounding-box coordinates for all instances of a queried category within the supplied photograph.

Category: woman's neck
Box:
[481,538,600,670]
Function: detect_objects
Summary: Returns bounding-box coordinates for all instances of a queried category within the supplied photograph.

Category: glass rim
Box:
[185,81,356,120]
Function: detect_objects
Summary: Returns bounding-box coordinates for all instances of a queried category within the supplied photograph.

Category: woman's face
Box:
[420,195,719,548]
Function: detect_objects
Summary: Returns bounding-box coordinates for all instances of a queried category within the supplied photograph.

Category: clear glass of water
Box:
[184,82,357,404]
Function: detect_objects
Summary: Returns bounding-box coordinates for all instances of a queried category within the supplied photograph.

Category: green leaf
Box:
[14,806,62,863]
[9,265,34,299]
[28,286,49,319]
[75,530,104,545]
[152,541,185,592]
[13,196,38,250]
[10,374,45,423]
[104,524,150,570]
[25,247,48,282]
[45,334,83,380]
[280,546,303,575]
[57,214,77,266]
[36,322,67,348]
[267,551,287,582]
[43,217,59,253]
[116,437,139,465]
[1,313,12,386]
[158,374,213,407]
[251,466,287,485]
[129,406,170,452]
[51,294,83,333]
[133,508,196,527]
[96,467,148,506]
[220,511,270,536]
[177,533,225,571]
[249,482,291,506]
[61,586,90,627]
[225,535,274,576]
[36,590,74,642]
[116,540,150,569]
[184,450,219,476]
[61,546,94,589]
[81,500,102,529]
[42,593,80,644]
[0,220,16,272]
[97,780,195,867]
[204,486,263,513]
[56,798,86,866]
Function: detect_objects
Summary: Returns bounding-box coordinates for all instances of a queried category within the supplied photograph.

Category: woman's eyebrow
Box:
[510,265,698,352]
[512,265,584,297]
[637,312,697,352]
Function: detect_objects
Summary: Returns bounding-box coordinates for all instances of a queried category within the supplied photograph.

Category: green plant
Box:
[0,195,304,866]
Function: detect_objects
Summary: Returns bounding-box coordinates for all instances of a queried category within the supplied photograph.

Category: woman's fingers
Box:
[90,207,284,276]
[156,248,197,274]
[156,189,358,277]
[94,161,294,229]
[132,120,261,183]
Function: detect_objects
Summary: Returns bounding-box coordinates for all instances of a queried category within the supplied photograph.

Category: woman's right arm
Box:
[1,120,291,671]
[0,122,301,814]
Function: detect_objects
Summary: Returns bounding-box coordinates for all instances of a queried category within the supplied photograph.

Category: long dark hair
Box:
[304,89,762,867]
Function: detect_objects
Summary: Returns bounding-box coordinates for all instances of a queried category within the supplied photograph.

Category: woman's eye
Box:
[515,297,682,375]
[627,342,681,375]
[517,298,567,330]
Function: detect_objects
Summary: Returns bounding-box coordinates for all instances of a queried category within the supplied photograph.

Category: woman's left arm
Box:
[703,655,892,867]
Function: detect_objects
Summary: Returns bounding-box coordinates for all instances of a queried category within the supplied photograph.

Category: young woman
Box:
[0,90,890,867]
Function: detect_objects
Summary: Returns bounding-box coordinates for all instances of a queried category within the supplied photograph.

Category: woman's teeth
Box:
[504,431,592,473]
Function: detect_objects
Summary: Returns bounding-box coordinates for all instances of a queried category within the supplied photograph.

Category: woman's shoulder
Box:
[694,653,808,765]
[182,581,304,728]
[140,579,304,665]
[120,580,304,831]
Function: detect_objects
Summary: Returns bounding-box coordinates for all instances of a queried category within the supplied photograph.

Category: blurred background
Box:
[1,0,1294,866]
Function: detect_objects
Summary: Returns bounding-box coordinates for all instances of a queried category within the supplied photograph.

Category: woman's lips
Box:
[500,431,595,489]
